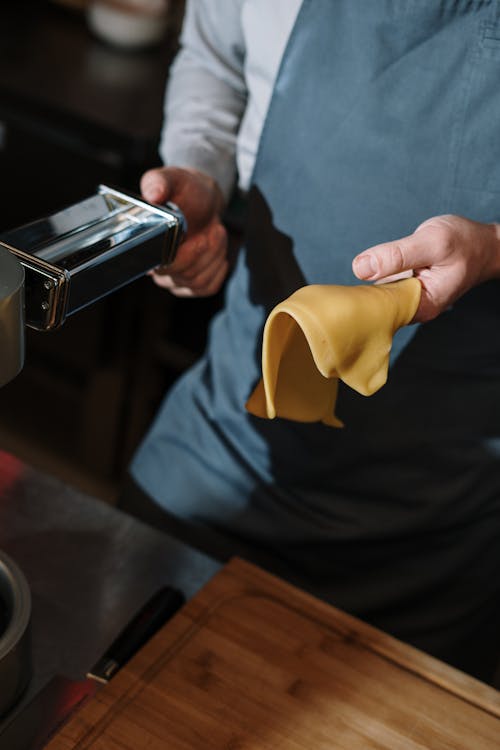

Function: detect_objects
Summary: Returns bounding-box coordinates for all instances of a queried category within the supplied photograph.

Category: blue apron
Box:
[132,0,500,678]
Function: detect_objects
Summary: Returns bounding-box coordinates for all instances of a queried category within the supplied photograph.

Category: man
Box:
[125,0,500,682]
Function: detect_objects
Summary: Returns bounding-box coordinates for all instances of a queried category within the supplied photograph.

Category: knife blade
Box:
[0,585,184,750]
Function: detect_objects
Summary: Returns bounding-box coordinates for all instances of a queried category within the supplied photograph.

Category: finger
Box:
[151,257,228,297]
[154,236,203,275]
[173,243,227,283]
[374,269,414,284]
[141,168,171,204]
[352,231,434,281]
[412,293,436,324]
[169,252,228,292]
[157,223,227,276]
[150,271,177,291]
[149,271,199,296]
[185,258,229,297]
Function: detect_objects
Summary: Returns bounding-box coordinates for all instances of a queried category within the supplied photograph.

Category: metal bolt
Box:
[41,301,49,311]
[43,280,52,291]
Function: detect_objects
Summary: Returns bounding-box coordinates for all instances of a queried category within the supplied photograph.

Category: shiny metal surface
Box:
[0,247,24,387]
[1,185,185,330]
[3,189,178,267]
[0,551,31,719]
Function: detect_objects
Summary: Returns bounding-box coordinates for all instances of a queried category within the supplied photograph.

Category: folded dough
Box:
[246,278,421,427]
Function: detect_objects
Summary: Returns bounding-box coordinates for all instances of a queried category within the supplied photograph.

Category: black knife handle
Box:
[87,585,185,683]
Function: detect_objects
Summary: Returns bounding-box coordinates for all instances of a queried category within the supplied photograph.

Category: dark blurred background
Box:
[0,0,226,500]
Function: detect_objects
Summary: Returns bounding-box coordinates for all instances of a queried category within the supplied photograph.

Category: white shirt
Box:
[160,0,302,201]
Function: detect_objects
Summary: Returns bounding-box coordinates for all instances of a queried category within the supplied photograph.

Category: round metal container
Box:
[0,244,24,388]
[0,550,32,718]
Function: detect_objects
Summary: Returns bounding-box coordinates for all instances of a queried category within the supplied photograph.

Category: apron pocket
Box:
[453,20,500,199]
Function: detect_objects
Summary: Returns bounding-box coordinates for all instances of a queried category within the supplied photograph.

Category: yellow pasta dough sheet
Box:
[246,278,421,427]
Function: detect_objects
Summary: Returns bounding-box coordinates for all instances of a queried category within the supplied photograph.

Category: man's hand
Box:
[352,215,500,322]
[141,166,229,297]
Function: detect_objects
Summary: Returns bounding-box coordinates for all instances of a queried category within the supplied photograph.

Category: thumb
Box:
[352,231,431,281]
[140,168,172,204]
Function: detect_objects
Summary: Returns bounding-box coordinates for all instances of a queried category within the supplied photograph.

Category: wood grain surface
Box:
[46,558,500,749]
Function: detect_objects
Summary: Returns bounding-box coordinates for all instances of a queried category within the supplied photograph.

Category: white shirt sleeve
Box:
[160,0,247,202]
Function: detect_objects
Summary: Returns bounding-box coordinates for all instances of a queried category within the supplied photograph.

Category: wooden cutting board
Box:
[47,558,500,749]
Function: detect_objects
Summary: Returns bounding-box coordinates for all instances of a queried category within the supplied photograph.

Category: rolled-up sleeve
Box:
[160,0,247,202]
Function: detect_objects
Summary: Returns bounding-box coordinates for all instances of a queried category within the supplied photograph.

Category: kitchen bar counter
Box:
[0,450,220,743]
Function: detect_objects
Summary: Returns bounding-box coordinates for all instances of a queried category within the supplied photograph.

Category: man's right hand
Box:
[141,166,229,297]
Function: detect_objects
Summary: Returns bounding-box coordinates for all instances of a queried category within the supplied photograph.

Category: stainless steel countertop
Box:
[0,450,220,737]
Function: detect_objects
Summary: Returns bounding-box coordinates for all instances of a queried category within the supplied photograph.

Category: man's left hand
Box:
[352,215,500,322]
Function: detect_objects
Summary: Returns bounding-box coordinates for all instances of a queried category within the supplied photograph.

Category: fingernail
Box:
[354,254,377,278]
